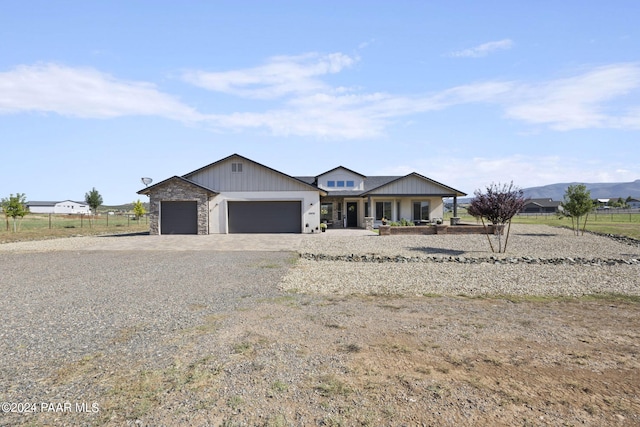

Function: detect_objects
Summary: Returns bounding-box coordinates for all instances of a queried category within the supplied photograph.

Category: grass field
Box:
[0,214,149,243]
[447,209,640,240]
[1,209,639,243]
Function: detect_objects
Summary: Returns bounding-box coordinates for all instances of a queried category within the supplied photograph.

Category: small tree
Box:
[132,199,146,219]
[85,187,103,227]
[561,184,593,236]
[1,193,29,232]
[85,187,103,214]
[467,182,526,253]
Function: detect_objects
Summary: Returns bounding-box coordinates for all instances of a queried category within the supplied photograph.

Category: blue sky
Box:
[1,1,639,204]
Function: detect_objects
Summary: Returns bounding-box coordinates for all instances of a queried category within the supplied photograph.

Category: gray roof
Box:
[362,176,403,192]
[524,198,561,207]
[295,176,316,185]
[26,201,58,206]
[293,175,405,197]
[295,173,467,197]
[142,154,465,198]
[27,200,88,206]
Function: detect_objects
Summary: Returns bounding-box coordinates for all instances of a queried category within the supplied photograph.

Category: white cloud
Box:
[0,63,203,122]
[1,56,639,139]
[182,52,357,99]
[378,155,638,195]
[504,64,640,130]
[448,39,514,58]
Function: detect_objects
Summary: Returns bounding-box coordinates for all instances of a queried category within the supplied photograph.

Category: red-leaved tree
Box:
[467,182,526,253]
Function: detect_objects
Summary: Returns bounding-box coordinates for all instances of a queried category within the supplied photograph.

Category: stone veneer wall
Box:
[147,180,210,235]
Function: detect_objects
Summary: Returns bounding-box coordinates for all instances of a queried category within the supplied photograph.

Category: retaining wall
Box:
[379,224,502,236]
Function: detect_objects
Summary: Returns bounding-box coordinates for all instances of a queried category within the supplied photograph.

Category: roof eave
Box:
[137,176,218,196]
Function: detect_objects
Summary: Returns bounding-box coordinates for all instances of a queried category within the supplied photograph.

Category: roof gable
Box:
[363,173,466,197]
[315,166,366,179]
[183,153,325,194]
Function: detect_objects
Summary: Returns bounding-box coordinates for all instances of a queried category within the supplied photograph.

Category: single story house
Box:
[27,200,92,214]
[137,153,466,235]
[627,198,640,209]
[521,198,562,214]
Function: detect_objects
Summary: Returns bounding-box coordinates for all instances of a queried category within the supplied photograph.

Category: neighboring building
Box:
[26,200,91,214]
[137,153,467,235]
[627,198,640,209]
[521,198,562,214]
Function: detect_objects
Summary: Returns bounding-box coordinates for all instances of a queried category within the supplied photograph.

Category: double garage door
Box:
[228,201,301,233]
[160,200,301,234]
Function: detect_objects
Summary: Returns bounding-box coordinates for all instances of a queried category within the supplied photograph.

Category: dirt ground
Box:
[167,294,640,427]
[70,294,640,427]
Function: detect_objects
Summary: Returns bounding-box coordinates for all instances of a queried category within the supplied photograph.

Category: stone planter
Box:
[378,223,504,236]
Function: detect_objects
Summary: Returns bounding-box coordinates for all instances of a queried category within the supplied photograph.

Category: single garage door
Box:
[160,201,198,234]
[228,201,301,233]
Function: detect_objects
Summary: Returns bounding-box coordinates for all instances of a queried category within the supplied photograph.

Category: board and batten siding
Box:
[185,157,312,192]
[367,175,454,195]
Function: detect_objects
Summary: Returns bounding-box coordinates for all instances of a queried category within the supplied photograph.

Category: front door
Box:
[346,202,358,227]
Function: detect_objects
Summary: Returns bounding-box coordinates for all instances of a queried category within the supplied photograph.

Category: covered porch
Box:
[319,195,462,230]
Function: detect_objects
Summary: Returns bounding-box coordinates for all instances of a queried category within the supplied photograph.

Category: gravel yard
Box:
[282,224,640,297]
[0,224,639,426]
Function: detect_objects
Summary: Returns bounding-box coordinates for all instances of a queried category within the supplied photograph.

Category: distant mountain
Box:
[100,202,150,213]
[522,180,640,201]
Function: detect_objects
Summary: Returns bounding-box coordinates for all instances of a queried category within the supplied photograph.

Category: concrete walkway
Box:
[0,228,377,252]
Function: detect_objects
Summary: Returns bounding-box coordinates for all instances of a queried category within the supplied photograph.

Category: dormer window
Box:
[232,162,243,173]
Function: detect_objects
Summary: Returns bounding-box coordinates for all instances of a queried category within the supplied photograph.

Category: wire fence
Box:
[3,213,148,231]
[516,208,640,223]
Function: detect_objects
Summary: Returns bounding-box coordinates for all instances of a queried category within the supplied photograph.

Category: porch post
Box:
[453,196,458,217]
[367,195,372,216]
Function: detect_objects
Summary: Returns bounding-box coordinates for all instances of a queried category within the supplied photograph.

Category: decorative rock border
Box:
[299,253,640,265]
[582,230,640,247]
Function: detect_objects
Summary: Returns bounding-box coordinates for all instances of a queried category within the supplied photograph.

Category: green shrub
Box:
[389,218,416,226]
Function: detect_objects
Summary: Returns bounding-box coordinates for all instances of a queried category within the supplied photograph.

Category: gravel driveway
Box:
[0,249,295,426]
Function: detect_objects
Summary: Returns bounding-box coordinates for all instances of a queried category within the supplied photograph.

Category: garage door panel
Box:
[228,201,301,233]
[161,201,198,234]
